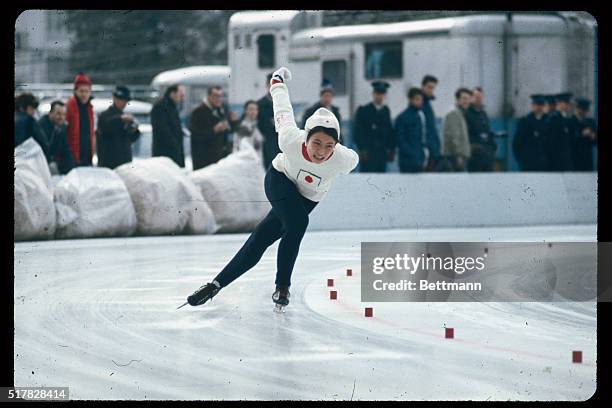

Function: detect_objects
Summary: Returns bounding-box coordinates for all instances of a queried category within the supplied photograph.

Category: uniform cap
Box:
[575,97,591,110]
[554,92,573,102]
[372,81,390,94]
[530,94,546,105]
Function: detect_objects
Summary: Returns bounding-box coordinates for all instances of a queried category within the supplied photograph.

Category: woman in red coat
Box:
[65,72,95,166]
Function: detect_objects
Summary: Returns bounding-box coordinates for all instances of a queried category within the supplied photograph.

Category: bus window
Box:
[234,33,241,49]
[365,42,402,79]
[322,60,347,96]
[245,33,252,48]
[257,34,275,68]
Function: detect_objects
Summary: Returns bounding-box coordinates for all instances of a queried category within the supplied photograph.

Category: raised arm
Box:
[269,67,302,151]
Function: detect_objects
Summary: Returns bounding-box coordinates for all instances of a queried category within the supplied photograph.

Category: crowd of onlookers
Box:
[14,71,597,175]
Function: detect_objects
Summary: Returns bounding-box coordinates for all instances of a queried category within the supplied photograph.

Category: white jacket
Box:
[270,82,359,202]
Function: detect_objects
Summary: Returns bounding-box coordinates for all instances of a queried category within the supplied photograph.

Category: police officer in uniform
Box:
[512,94,549,171]
[545,92,575,171]
[571,98,597,171]
[352,81,395,173]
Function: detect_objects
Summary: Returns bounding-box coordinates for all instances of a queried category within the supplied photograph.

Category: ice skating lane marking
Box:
[312,271,593,366]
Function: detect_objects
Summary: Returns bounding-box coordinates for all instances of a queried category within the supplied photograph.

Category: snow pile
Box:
[14,138,56,241]
[54,167,138,239]
[115,157,218,236]
[189,139,270,233]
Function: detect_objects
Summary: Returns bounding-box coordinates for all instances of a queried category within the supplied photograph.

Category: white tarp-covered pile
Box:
[14,138,56,241]
[54,167,138,239]
[115,157,218,236]
[190,140,270,233]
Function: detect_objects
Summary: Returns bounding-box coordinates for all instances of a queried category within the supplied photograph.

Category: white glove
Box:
[270,67,292,85]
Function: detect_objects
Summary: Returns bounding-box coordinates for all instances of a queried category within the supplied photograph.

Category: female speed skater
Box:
[183,67,359,311]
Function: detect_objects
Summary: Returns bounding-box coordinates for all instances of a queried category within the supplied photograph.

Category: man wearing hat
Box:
[512,94,550,171]
[352,81,395,172]
[545,92,575,171]
[571,98,597,171]
[65,72,95,166]
[96,85,141,169]
[301,79,341,131]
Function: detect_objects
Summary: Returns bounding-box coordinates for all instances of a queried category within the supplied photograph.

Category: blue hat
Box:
[544,95,556,105]
[575,98,591,110]
[372,81,390,94]
[554,92,573,103]
[530,94,546,105]
[320,78,334,94]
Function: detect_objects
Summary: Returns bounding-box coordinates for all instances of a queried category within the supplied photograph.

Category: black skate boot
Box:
[187,281,221,307]
[272,285,290,313]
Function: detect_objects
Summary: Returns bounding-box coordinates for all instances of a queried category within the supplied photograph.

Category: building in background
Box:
[15,10,73,84]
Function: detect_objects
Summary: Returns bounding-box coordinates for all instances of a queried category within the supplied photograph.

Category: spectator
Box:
[233,100,264,162]
[37,100,76,175]
[96,86,141,169]
[395,88,436,173]
[420,75,441,170]
[14,93,49,156]
[571,98,597,171]
[545,92,575,171]
[151,83,186,167]
[66,72,95,166]
[301,79,341,130]
[188,86,239,170]
[258,73,280,170]
[512,94,549,171]
[441,88,472,172]
[464,87,497,172]
[353,81,395,173]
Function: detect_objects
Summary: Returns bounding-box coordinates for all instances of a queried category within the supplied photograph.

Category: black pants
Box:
[214,165,318,288]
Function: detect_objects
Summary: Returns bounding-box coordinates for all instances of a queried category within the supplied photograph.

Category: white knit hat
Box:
[304,108,341,141]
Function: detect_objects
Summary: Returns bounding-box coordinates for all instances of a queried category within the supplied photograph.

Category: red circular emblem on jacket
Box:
[305,175,313,183]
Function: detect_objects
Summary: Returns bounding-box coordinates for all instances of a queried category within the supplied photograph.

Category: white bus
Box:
[227,11,596,169]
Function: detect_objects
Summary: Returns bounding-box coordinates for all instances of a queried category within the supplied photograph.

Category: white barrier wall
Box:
[308,173,597,231]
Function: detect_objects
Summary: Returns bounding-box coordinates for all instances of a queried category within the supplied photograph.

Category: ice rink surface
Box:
[14,224,597,400]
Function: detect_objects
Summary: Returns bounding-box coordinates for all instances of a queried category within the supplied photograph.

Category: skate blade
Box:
[177,301,189,309]
[273,304,287,313]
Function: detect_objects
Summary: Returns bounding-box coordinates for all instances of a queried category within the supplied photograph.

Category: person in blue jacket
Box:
[395,88,439,173]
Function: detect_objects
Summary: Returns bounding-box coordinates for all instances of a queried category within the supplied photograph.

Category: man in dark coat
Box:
[353,81,395,173]
[421,75,441,170]
[570,98,597,171]
[512,94,549,171]
[152,84,185,167]
[96,86,141,169]
[464,87,497,172]
[395,88,437,173]
[301,79,341,130]
[545,92,575,171]
[188,86,239,170]
[14,93,49,156]
[258,73,280,170]
[38,100,75,175]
